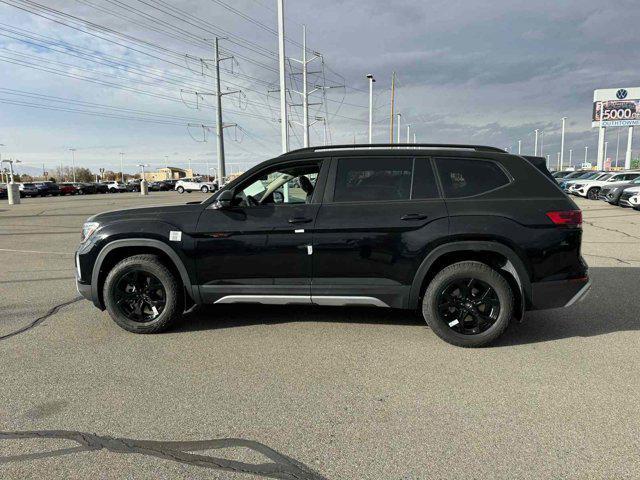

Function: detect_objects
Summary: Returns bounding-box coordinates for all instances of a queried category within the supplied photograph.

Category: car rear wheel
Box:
[103,254,182,334]
[177,186,185,194]
[587,188,599,200]
[201,185,209,193]
[422,261,513,348]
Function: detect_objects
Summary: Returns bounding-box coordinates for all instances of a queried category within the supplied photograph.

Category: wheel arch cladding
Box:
[409,241,530,315]
[91,239,197,309]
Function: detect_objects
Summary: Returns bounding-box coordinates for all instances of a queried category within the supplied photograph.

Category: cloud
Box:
[0,0,636,173]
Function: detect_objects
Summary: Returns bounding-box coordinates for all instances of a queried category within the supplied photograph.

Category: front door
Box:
[311,156,449,308]
[196,160,326,304]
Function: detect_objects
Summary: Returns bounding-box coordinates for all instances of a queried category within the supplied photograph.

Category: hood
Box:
[88,203,204,224]
[623,185,640,194]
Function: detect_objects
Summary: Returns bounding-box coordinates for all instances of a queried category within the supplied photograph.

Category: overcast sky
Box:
[0,0,638,175]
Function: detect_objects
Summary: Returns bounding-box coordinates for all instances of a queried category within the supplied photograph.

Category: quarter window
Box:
[334,157,413,202]
[435,158,510,198]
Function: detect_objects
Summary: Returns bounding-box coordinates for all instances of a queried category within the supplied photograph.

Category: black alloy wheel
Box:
[422,261,514,347]
[437,278,500,335]
[113,270,167,323]
[103,254,182,333]
[587,188,599,200]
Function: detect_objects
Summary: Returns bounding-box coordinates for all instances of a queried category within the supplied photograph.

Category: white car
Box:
[618,185,640,207]
[570,172,640,200]
[106,181,127,193]
[175,177,218,194]
[561,171,605,191]
[630,193,640,210]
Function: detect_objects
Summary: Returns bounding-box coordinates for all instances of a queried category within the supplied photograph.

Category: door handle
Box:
[401,214,428,221]
[288,217,313,224]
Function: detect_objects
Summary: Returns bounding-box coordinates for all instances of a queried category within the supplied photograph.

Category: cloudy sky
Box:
[0,0,638,176]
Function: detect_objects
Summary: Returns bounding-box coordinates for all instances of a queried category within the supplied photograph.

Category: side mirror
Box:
[212,189,234,209]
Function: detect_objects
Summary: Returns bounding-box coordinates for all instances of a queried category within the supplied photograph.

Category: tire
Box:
[587,188,599,200]
[422,261,514,348]
[177,186,185,194]
[201,186,209,193]
[103,254,182,334]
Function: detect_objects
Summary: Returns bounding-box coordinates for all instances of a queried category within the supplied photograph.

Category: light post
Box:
[569,148,572,166]
[138,163,149,195]
[366,74,375,144]
[518,140,522,155]
[584,146,588,165]
[540,131,544,156]
[556,152,560,171]
[534,129,539,156]
[604,141,609,169]
[560,117,567,170]
[119,152,125,182]
[69,148,77,183]
[396,113,401,144]
[406,124,411,144]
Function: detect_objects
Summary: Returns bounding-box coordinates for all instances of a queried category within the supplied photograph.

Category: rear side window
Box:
[436,158,510,198]
[334,157,413,202]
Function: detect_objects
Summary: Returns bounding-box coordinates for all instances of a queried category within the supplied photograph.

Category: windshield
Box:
[597,174,613,181]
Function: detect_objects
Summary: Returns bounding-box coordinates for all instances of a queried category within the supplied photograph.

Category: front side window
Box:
[333,157,413,202]
[436,158,510,198]
[236,163,320,207]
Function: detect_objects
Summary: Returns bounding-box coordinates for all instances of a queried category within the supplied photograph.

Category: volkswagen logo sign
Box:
[616,89,628,100]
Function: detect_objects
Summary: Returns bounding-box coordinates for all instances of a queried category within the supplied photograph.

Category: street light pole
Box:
[69,148,77,182]
[560,117,567,170]
[366,74,375,144]
[534,129,539,156]
[585,146,588,165]
[406,124,411,144]
[518,140,522,155]
[119,152,125,182]
[396,113,401,144]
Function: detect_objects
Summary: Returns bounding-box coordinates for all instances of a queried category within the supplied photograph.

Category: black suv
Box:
[75,144,589,347]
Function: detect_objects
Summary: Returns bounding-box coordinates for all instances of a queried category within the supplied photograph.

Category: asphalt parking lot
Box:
[1,193,639,479]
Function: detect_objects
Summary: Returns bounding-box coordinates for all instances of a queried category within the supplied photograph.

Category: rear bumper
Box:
[529,276,590,310]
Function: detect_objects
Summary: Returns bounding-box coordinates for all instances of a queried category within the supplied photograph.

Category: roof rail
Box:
[281,143,507,156]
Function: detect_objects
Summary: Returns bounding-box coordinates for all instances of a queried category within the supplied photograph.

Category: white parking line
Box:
[0,248,74,256]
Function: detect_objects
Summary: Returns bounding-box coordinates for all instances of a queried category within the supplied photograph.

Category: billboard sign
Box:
[592,87,640,127]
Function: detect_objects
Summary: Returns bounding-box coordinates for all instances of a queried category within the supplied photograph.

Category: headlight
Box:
[80,222,100,243]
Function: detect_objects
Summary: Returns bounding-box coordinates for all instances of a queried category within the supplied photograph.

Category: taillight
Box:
[546,210,582,227]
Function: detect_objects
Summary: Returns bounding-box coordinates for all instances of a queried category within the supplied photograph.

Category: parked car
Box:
[106,181,127,193]
[34,182,61,196]
[618,186,640,207]
[126,180,142,192]
[94,182,109,194]
[559,171,603,190]
[19,182,40,197]
[175,177,218,193]
[599,177,640,205]
[571,172,640,199]
[629,193,640,210]
[71,183,97,195]
[59,183,78,195]
[161,179,178,191]
[0,183,6,199]
[552,170,575,181]
[75,143,589,348]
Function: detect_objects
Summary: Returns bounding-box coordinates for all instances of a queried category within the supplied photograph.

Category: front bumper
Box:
[529,276,590,310]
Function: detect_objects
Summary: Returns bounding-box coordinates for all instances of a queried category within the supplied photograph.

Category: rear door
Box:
[311,155,448,308]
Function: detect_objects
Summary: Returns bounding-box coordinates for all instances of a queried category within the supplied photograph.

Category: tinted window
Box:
[334,157,413,202]
[436,158,510,198]
[412,158,439,199]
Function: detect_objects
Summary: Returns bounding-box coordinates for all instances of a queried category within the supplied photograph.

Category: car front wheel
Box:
[176,186,185,194]
[587,188,599,200]
[103,254,182,334]
[422,261,514,348]
[201,185,209,193]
